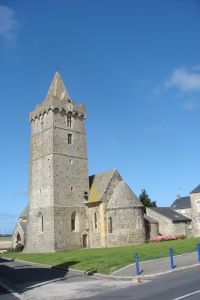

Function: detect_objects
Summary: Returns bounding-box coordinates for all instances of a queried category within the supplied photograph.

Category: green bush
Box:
[15,243,24,252]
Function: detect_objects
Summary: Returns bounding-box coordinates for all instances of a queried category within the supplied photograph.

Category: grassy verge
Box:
[0,236,12,241]
[1,237,200,274]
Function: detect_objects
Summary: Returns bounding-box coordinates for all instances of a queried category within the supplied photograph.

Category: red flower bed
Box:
[150,234,185,242]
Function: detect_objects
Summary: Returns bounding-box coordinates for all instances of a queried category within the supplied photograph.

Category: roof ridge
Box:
[89,168,118,178]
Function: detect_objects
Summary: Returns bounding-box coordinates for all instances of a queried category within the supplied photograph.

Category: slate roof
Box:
[190,184,200,194]
[89,169,119,203]
[107,181,143,209]
[171,196,191,210]
[144,214,158,224]
[149,207,191,222]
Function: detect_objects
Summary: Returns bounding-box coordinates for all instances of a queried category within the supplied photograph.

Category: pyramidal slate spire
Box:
[46,72,70,101]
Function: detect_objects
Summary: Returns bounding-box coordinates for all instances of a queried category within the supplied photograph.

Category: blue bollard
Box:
[170,247,175,269]
[197,244,200,263]
[135,253,140,276]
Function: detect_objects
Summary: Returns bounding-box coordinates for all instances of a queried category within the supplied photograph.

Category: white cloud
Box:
[165,67,200,92]
[192,65,200,72]
[0,5,19,44]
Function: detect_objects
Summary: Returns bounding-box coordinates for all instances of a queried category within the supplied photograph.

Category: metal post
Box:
[170,247,175,269]
[197,244,200,263]
[135,253,140,276]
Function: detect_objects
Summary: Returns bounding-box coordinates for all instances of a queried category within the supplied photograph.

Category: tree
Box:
[139,189,157,208]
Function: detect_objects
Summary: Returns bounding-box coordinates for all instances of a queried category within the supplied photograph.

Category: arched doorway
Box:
[16,233,21,244]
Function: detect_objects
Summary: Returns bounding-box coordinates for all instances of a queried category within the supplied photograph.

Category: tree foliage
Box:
[139,189,157,207]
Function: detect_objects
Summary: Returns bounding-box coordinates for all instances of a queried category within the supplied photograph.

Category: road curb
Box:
[0,256,86,275]
[1,256,200,281]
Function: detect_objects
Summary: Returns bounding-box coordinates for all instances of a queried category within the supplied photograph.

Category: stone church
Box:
[12,73,146,252]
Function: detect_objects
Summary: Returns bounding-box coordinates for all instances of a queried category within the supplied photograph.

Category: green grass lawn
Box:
[0,236,12,242]
[2,237,200,274]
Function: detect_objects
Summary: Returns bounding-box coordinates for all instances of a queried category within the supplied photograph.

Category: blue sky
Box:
[0,0,200,233]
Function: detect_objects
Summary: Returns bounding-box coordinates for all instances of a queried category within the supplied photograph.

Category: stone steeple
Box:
[29,73,86,121]
[46,72,70,101]
[25,72,89,253]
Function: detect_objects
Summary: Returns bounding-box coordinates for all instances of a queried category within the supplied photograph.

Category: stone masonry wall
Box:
[146,208,189,236]
[12,220,26,248]
[54,206,88,250]
[190,192,200,237]
[106,207,145,247]
[25,91,89,252]
[87,204,102,248]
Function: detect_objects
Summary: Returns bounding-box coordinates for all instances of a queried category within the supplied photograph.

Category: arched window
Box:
[16,233,21,244]
[108,217,112,233]
[84,191,88,201]
[37,211,44,232]
[71,212,76,231]
[94,213,97,229]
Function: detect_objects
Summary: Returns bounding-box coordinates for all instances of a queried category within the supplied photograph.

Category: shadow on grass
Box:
[53,261,98,275]
[51,261,80,271]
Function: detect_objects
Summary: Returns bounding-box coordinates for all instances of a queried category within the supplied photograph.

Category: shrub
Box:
[150,234,186,243]
[15,243,24,252]
[6,248,14,253]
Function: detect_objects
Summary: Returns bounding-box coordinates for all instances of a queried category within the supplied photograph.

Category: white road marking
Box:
[0,281,26,299]
[174,290,200,299]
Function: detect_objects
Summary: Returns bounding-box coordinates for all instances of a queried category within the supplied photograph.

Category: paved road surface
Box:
[112,251,200,277]
[0,285,18,300]
[1,258,200,299]
[86,268,200,300]
[0,258,132,299]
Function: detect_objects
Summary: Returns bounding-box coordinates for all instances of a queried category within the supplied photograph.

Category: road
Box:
[0,258,132,299]
[1,258,200,299]
[85,268,200,300]
[0,285,18,300]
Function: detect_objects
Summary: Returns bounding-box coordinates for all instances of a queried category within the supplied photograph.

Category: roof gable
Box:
[88,169,120,203]
[171,196,191,209]
[107,181,143,209]
[190,184,200,194]
[144,214,158,224]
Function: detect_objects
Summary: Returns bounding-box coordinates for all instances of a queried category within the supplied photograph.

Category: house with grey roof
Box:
[190,184,200,237]
[146,207,191,237]
[170,183,200,237]
[171,195,192,219]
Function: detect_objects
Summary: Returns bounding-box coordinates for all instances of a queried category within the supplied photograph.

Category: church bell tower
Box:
[25,73,89,252]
